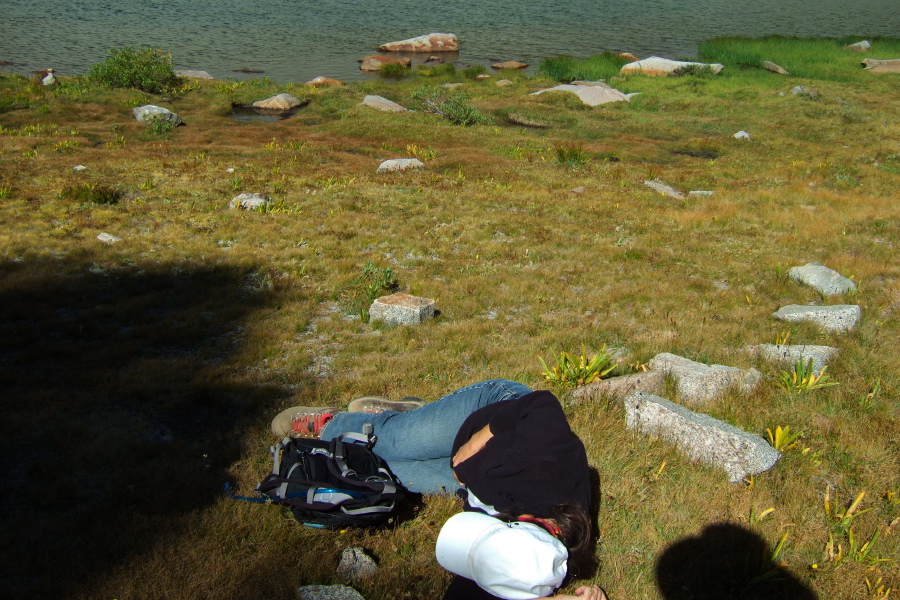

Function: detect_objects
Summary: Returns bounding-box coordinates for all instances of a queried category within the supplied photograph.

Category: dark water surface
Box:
[1,0,897,83]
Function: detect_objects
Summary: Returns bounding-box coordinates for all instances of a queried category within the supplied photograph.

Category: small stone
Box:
[73,165,88,172]
[133,105,182,127]
[492,61,528,70]
[748,344,838,376]
[762,61,789,75]
[336,547,378,581]
[788,262,856,295]
[844,40,871,52]
[297,585,366,600]
[507,113,551,128]
[625,392,781,482]
[474,74,492,80]
[252,93,305,111]
[229,193,271,210]
[176,69,213,79]
[571,186,585,194]
[773,304,861,333]
[791,85,818,98]
[644,180,685,199]
[570,371,665,405]
[362,95,409,112]
[358,55,411,72]
[496,79,513,86]
[733,131,751,140]
[369,293,435,325]
[306,76,344,86]
[97,232,122,244]
[688,190,714,197]
[376,158,424,174]
[443,82,464,89]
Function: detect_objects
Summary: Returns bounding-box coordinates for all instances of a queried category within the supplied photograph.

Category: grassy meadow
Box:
[1,36,898,599]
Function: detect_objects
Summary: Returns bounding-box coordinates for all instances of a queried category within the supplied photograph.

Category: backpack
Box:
[250,427,403,529]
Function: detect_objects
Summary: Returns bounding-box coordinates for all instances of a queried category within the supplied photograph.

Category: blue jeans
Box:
[320,379,532,494]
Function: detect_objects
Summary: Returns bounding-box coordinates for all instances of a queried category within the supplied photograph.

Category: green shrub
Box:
[379,62,409,79]
[538,52,630,83]
[461,65,488,79]
[89,47,178,94]
[410,86,490,126]
[60,183,122,205]
[145,115,177,135]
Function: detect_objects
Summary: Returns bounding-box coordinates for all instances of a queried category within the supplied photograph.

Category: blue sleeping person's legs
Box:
[319,379,532,494]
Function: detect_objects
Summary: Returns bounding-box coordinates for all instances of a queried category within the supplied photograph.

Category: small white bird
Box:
[42,68,57,86]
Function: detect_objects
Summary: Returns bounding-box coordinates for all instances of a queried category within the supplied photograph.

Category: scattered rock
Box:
[643,180,685,199]
[229,193,271,210]
[252,93,306,111]
[306,76,344,86]
[617,52,639,62]
[496,79,513,87]
[41,68,57,86]
[624,392,781,482]
[377,33,459,53]
[362,95,410,112]
[337,547,379,581]
[788,262,856,295]
[844,40,871,52]
[861,58,900,73]
[571,186,585,194]
[530,82,629,106]
[620,56,724,76]
[773,304,861,333]
[0,60,12,66]
[133,105,182,127]
[97,232,122,245]
[233,67,264,73]
[570,371,665,405]
[733,130,751,140]
[748,344,838,376]
[507,112,551,128]
[648,353,762,406]
[369,293,435,325]
[358,55,411,72]
[762,61,789,75]
[298,585,366,600]
[688,190,714,197]
[790,85,818,98]
[73,165,88,172]
[176,69,213,79]
[492,61,528,70]
[475,74,492,80]
[443,82,464,90]
[376,158,424,174]
[424,56,446,64]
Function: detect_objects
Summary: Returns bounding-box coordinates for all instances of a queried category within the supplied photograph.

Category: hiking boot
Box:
[271,406,339,438]
[347,396,424,414]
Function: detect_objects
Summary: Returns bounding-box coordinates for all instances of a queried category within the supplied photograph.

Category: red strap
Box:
[517,516,561,538]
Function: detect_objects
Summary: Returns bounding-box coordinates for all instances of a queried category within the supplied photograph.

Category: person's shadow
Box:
[655,522,818,600]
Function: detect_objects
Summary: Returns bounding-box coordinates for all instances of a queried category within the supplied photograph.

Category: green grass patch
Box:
[538,52,632,83]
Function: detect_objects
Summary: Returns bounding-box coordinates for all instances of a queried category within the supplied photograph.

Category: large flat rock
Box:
[620,56,724,76]
[570,371,665,404]
[377,33,459,53]
[648,353,761,407]
[773,304,861,333]
[625,392,781,482]
[530,82,629,106]
[747,344,838,376]
[788,262,856,295]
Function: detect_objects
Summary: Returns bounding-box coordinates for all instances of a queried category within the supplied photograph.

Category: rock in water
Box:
[358,55,411,72]
[251,93,306,111]
[492,61,528,70]
[377,33,459,52]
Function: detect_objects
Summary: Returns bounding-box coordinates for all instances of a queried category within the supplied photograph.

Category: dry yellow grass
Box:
[1,46,899,599]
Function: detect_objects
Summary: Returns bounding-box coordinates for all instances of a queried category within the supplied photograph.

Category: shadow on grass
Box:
[0,255,294,597]
[655,522,817,600]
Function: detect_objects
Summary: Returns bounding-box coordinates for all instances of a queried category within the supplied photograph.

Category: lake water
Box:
[1,0,897,83]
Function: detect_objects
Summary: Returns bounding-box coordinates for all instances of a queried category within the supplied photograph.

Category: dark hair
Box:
[498,502,595,577]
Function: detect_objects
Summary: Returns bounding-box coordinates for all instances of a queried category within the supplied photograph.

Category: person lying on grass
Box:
[272,379,606,600]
